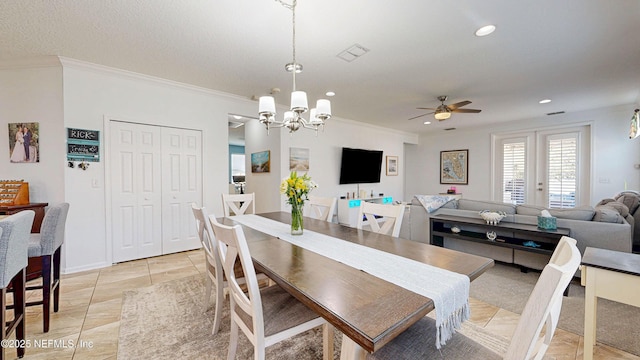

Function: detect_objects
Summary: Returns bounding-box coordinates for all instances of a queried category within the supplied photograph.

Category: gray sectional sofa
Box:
[408,197,634,272]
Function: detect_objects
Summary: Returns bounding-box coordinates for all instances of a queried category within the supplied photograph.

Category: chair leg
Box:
[212,277,224,335]
[1,287,6,360]
[12,269,26,359]
[323,323,334,360]
[227,314,239,360]
[42,254,52,333]
[53,247,61,313]
[204,275,212,310]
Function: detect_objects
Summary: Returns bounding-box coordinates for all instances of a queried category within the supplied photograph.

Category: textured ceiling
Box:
[1,0,639,134]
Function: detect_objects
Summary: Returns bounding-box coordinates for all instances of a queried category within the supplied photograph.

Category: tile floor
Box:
[3,249,639,360]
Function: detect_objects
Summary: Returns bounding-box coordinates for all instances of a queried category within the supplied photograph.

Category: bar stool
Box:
[26,203,69,333]
[1,211,35,360]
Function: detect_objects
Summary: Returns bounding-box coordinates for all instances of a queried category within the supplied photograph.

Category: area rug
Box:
[469,262,640,356]
[118,276,513,359]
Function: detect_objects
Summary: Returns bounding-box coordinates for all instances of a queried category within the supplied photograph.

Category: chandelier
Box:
[258,0,331,135]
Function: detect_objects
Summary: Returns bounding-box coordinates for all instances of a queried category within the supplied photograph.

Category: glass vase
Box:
[291,205,303,235]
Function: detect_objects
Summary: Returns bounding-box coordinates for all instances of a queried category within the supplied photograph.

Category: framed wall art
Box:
[289,147,309,171]
[251,150,270,173]
[440,149,468,184]
[8,122,40,163]
[386,155,398,176]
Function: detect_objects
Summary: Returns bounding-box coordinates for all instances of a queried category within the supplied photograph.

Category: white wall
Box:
[406,104,640,205]
[0,61,65,205]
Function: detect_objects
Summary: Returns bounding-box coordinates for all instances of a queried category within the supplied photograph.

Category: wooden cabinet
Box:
[0,203,49,233]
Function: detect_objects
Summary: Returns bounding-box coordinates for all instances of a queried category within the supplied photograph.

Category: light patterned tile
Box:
[149,265,200,284]
[73,321,120,360]
[468,297,500,327]
[578,336,640,360]
[483,308,519,340]
[82,298,122,331]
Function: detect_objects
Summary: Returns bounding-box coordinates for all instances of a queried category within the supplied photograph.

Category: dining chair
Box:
[307,196,337,222]
[366,236,581,360]
[210,220,333,360]
[1,211,35,360]
[190,204,272,335]
[25,202,70,333]
[357,201,405,237]
[222,193,256,217]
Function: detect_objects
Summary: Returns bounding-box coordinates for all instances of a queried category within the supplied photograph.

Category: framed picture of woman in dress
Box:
[8,122,40,163]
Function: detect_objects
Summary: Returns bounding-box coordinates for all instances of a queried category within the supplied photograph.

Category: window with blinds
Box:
[502,140,526,205]
[547,133,578,208]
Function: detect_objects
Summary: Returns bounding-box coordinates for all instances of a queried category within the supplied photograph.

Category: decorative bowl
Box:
[479,210,507,225]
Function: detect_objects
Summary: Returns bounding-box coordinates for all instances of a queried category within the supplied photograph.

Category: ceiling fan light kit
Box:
[409,95,481,122]
[258,0,331,135]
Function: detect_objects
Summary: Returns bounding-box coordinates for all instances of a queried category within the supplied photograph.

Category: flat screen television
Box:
[339,147,383,184]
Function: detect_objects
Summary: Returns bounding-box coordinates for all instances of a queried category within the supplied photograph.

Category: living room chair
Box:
[307,196,337,222]
[366,236,581,360]
[210,220,333,360]
[222,193,256,217]
[1,211,35,360]
[25,202,70,333]
[357,202,405,237]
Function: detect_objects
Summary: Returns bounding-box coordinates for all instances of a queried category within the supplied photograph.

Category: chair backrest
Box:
[0,211,35,288]
[504,236,581,360]
[39,203,70,255]
[222,193,256,217]
[190,204,222,273]
[306,196,337,222]
[357,202,405,237]
[210,220,265,341]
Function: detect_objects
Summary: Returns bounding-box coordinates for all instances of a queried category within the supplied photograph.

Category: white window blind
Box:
[502,140,526,205]
[547,133,577,208]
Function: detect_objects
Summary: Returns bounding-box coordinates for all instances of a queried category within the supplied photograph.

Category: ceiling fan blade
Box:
[416,107,437,110]
[447,101,472,111]
[451,108,481,113]
[408,113,433,120]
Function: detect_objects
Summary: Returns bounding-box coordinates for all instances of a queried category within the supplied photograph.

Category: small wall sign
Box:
[67,127,100,162]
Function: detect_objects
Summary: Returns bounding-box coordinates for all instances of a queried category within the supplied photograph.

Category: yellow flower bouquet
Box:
[280,171,317,234]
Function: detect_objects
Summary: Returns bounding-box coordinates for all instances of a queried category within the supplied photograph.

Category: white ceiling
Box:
[2,0,639,134]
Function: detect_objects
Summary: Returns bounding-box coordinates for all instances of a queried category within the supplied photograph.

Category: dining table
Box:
[221,211,495,360]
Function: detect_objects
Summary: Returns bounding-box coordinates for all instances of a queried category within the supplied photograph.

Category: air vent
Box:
[444,127,456,131]
[337,44,370,62]
[546,111,565,116]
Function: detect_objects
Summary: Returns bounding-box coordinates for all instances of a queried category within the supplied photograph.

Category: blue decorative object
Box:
[523,241,541,248]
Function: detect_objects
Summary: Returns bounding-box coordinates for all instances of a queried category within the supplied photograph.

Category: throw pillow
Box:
[593,207,624,223]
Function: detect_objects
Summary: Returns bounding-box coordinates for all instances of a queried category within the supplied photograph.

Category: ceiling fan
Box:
[409,95,481,121]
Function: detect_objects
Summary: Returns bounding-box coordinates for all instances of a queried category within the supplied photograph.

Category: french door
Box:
[110,121,202,263]
[493,125,591,208]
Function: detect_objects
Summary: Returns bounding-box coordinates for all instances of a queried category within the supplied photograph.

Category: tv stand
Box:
[337,196,393,228]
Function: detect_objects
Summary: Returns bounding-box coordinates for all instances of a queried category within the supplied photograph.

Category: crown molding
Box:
[0,55,62,70]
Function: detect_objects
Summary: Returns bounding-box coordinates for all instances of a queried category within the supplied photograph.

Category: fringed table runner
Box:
[231,214,470,349]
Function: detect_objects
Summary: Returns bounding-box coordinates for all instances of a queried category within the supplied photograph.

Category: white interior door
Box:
[111,121,162,262]
[161,127,202,254]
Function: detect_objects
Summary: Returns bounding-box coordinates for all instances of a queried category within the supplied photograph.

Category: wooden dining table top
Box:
[220,211,494,354]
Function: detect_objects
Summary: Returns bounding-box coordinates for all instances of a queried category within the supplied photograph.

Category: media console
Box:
[337,196,393,227]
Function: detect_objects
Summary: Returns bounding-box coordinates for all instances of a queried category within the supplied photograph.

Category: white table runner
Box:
[232,214,470,349]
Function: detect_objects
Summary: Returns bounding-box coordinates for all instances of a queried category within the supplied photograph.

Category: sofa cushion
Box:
[593,207,624,223]
[614,191,640,215]
[457,199,516,214]
[549,206,595,221]
[601,201,630,217]
[516,204,546,216]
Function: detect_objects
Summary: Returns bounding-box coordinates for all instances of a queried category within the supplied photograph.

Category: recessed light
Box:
[423,121,432,125]
[539,99,552,104]
[325,91,335,97]
[475,25,496,37]
[232,115,242,119]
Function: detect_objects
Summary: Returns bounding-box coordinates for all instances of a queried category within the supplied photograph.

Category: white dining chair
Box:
[306,196,337,222]
[222,193,256,217]
[366,236,581,360]
[357,201,405,238]
[190,204,271,335]
[210,219,333,360]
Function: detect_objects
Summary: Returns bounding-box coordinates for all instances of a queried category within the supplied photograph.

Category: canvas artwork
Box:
[289,147,310,171]
[251,150,271,173]
[440,149,468,184]
[8,122,40,163]
[386,156,398,176]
